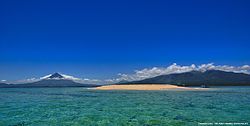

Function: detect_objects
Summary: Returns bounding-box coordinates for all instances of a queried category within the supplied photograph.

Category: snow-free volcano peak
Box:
[47,73,64,79]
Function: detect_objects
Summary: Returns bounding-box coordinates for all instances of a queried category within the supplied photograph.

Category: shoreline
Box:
[94,84,208,90]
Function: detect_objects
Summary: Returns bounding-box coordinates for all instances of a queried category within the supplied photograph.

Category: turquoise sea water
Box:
[0,87,250,126]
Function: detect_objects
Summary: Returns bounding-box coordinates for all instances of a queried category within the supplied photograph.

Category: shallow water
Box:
[0,87,250,126]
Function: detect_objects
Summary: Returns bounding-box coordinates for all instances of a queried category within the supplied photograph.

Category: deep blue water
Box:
[0,87,250,126]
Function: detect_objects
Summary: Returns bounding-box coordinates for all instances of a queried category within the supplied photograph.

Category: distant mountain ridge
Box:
[2,70,250,88]
[119,70,250,86]
[0,73,100,88]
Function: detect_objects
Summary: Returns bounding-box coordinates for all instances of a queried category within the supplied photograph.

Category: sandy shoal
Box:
[94,84,206,90]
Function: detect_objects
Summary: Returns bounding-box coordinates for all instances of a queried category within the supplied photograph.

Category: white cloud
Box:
[61,74,81,81]
[1,80,6,82]
[40,74,52,79]
[76,78,102,84]
[14,77,40,84]
[109,63,250,83]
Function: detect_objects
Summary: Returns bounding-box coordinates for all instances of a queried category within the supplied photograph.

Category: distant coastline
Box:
[1,70,250,88]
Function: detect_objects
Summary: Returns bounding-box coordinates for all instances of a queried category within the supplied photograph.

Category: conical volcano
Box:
[0,73,100,88]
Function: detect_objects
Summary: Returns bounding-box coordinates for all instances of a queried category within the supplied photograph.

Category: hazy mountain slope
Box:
[121,70,250,86]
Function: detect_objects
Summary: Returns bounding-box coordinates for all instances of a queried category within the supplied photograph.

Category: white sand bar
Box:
[95,84,208,90]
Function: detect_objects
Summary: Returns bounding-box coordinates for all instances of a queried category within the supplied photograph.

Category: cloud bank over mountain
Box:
[109,63,250,83]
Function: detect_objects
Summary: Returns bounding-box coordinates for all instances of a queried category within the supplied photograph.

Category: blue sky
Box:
[0,0,250,81]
